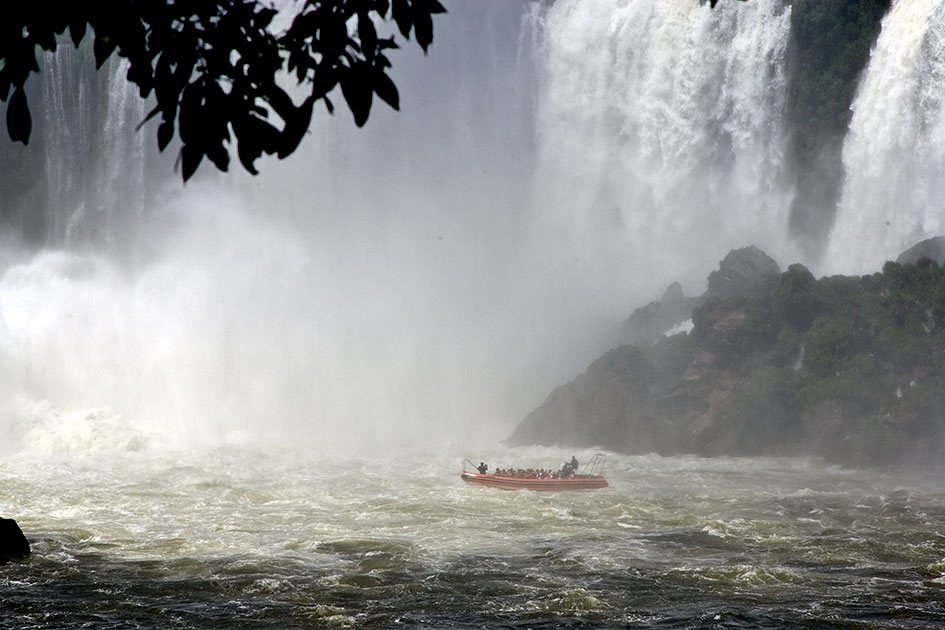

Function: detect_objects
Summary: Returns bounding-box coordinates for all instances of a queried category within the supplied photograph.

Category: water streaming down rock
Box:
[5,1,945,457]
[529,0,798,296]
[36,46,151,256]
[827,0,945,274]
[0,2,546,455]
[0,1,839,456]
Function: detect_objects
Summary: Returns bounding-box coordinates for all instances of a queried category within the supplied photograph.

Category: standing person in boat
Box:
[562,455,579,476]
[477,461,488,474]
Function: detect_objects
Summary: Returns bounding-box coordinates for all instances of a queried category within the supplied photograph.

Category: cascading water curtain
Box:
[827,0,945,274]
[39,45,147,255]
[528,0,796,294]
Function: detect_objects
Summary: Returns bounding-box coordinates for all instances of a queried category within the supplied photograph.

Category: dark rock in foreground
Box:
[0,518,30,561]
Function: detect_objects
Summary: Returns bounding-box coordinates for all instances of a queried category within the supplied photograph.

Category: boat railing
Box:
[579,453,606,477]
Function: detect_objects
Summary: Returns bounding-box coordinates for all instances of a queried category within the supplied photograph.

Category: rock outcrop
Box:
[896,236,945,265]
[507,346,665,452]
[510,246,945,468]
[0,518,30,561]
[622,247,781,347]
[622,282,700,346]
[705,246,781,299]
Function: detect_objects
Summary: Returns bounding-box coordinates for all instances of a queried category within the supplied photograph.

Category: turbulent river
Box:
[3,447,944,629]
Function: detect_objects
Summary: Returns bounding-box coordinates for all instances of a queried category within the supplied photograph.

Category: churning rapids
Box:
[3,447,945,629]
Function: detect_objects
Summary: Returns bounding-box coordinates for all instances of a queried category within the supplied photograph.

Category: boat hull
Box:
[460,471,608,491]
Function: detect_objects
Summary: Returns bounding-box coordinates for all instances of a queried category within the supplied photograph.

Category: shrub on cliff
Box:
[772,263,822,331]
[512,253,945,466]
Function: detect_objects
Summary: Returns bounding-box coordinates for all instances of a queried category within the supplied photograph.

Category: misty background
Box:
[0,0,942,456]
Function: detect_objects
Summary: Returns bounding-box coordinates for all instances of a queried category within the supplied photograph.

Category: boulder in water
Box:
[0,518,30,561]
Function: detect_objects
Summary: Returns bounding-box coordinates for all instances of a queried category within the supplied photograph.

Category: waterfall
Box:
[827,0,945,274]
[0,2,545,454]
[34,44,150,255]
[12,1,945,455]
[529,0,797,296]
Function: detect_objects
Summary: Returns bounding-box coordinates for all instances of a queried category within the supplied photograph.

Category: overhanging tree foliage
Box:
[0,0,445,181]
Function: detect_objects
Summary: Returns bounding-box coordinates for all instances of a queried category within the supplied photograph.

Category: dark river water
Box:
[2,447,944,628]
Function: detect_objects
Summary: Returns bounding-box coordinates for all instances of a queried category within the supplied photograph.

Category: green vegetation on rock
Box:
[510,256,945,468]
[695,258,945,465]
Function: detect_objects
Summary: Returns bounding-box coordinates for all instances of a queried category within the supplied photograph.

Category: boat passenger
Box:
[477,462,488,474]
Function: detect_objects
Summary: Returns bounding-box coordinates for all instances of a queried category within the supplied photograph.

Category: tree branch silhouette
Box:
[0,0,446,181]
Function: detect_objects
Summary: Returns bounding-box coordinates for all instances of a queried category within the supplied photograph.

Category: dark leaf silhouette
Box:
[392,0,413,39]
[373,68,400,110]
[0,0,446,181]
[341,63,373,127]
[180,144,204,182]
[359,14,379,60]
[157,121,174,151]
[414,11,434,52]
[6,87,31,144]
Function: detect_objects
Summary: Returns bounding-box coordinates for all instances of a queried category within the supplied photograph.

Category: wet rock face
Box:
[623,301,667,345]
[622,248,780,347]
[694,303,747,355]
[506,346,656,452]
[896,236,945,265]
[622,283,701,346]
[0,518,30,561]
[513,243,945,467]
[706,246,781,299]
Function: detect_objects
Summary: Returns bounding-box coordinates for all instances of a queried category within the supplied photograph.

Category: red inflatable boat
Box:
[461,454,608,491]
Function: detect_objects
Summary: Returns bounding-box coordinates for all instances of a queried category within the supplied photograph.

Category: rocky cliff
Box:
[508,244,945,467]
